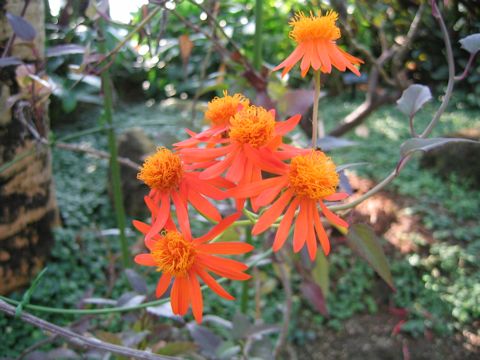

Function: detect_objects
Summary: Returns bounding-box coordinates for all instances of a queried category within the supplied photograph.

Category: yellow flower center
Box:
[289,11,341,43]
[137,148,183,191]
[151,231,196,276]
[229,106,275,148]
[288,150,339,200]
[205,91,250,127]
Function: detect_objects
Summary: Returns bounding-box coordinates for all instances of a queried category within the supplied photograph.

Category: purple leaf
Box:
[116,292,146,307]
[283,89,315,116]
[6,12,36,41]
[125,268,148,294]
[47,44,86,57]
[187,323,222,357]
[0,56,23,67]
[300,280,328,316]
[346,224,395,290]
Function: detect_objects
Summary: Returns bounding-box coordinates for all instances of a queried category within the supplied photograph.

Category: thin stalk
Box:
[312,70,323,147]
[253,0,263,70]
[0,249,273,316]
[98,20,130,268]
[240,227,253,313]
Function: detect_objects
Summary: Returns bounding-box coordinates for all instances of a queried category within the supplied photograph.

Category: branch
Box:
[329,0,456,212]
[0,300,176,360]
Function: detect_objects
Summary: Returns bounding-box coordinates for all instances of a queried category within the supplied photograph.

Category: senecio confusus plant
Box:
[133,9,363,324]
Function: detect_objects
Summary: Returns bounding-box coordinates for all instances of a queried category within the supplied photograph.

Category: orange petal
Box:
[176,276,190,316]
[188,271,203,323]
[197,255,250,280]
[225,146,247,183]
[305,202,317,260]
[134,254,156,266]
[313,204,330,255]
[275,114,301,136]
[180,144,233,162]
[200,151,235,180]
[172,192,192,240]
[273,198,300,252]
[228,176,287,199]
[273,44,305,77]
[197,242,254,255]
[187,190,221,222]
[186,174,226,200]
[194,212,241,244]
[146,194,170,241]
[293,201,309,253]
[317,40,332,73]
[132,220,150,235]
[194,266,234,300]
[324,192,349,201]
[319,200,349,228]
[300,45,312,77]
[244,144,288,175]
[156,273,172,298]
[252,189,294,235]
[308,42,322,71]
[251,181,285,210]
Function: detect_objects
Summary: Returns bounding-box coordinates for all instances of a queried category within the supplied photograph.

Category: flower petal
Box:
[195,266,234,300]
[156,273,172,298]
[252,189,294,235]
[293,200,309,253]
[187,189,222,222]
[194,212,241,244]
[324,192,349,201]
[313,204,330,255]
[274,114,302,136]
[188,271,203,323]
[305,201,317,260]
[134,254,156,266]
[172,191,192,240]
[319,200,349,228]
[273,198,300,252]
[273,44,305,78]
[197,242,254,255]
[317,40,332,73]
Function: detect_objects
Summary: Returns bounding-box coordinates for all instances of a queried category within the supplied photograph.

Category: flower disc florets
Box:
[151,231,196,276]
[229,106,275,148]
[137,147,183,191]
[205,91,250,127]
[288,150,339,200]
[289,11,341,43]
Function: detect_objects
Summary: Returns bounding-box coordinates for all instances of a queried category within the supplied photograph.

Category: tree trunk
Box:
[0,0,59,294]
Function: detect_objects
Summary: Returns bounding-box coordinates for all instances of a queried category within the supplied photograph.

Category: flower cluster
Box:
[134,9,361,323]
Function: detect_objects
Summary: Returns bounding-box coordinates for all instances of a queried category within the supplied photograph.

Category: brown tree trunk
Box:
[0,0,59,294]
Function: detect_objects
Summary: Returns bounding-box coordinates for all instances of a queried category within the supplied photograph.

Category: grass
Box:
[1,93,479,356]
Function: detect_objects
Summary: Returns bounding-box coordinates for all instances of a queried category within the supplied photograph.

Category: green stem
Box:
[98,20,130,268]
[312,70,322,147]
[253,0,263,70]
[240,227,253,313]
[0,249,273,315]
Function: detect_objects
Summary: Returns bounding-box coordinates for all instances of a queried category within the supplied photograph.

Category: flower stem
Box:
[253,0,263,70]
[240,227,253,313]
[312,70,323,148]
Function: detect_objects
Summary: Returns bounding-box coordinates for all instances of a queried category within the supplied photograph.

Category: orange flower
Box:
[175,91,249,149]
[137,147,231,240]
[178,106,306,209]
[273,11,363,77]
[230,150,349,260]
[133,213,252,323]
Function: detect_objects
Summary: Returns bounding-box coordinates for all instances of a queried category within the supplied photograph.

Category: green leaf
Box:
[156,341,197,356]
[459,33,480,55]
[396,84,432,117]
[312,251,329,298]
[346,224,395,290]
[400,137,479,158]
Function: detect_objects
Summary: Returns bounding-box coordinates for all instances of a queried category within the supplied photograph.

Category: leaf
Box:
[300,280,328,316]
[312,251,329,298]
[231,313,251,339]
[400,137,479,158]
[6,12,36,41]
[116,292,146,307]
[186,323,222,358]
[156,342,197,356]
[125,268,148,294]
[147,303,182,320]
[459,33,480,55]
[396,84,432,117]
[47,44,86,57]
[317,136,357,151]
[179,34,194,65]
[336,162,370,173]
[346,224,395,290]
[0,57,23,67]
[282,89,315,116]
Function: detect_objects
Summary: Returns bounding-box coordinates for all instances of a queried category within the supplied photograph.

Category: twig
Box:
[273,250,292,358]
[55,142,141,170]
[0,300,176,360]
[454,52,477,82]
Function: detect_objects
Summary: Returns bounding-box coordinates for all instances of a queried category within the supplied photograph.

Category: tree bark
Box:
[0,0,59,294]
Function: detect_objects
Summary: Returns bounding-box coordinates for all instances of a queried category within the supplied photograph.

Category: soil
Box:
[293,174,479,360]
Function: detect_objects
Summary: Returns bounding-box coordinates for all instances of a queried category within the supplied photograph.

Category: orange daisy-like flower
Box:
[230,150,349,260]
[175,91,249,149]
[178,105,305,209]
[273,11,363,77]
[137,147,231,240]
[134,213,253,323]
